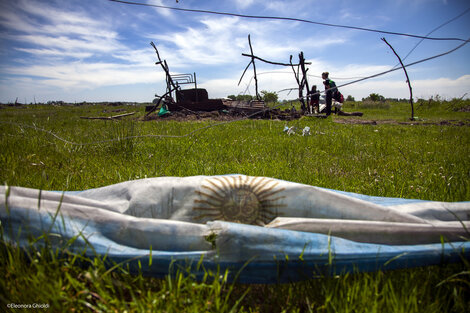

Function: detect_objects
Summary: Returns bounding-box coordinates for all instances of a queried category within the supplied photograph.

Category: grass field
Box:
[1,99,469,312]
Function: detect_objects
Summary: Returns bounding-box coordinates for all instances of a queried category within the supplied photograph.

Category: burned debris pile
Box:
[145,36,361,121]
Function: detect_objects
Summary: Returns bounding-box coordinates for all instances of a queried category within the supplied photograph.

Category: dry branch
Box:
[150,42,178,92]
[241,53,311,67]
[248,35,260,100]
[382,37,415,120]
[238,60,253,86]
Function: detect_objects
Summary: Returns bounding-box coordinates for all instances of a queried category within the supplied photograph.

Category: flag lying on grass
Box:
[1,175,469,283]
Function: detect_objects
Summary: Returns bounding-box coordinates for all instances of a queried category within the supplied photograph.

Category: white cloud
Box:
[14,48,93,59]
[338,8,364,22]
[340,75,470,100]
[17,0,98,26]
[0,0,467,103]
[149,14,346,69]
[112,48,158,66]
[0,0,164,96]
[265,1,294,13]
[235,0,256,9]
[199,55,470,101]
[147,0,174,18]
[2,62,163,89]
[151,16,253,66]
[412,75,470,99]
[11,34,121,54]
[199,78,241,98]
[0,0,349,102]
[0,0,122,62]
[264,0,313,16]
[330,64,393,80]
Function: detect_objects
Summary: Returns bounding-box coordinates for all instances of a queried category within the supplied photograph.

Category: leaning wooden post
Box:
[299,52,310,112]
[150,42,178,98]
[299,52,310,95]
[238,60,253,86]
[149,41,181,114]
[382,38,415,120]
[289,55,299,84]
[290,55,305,111]
[248,35,260,100]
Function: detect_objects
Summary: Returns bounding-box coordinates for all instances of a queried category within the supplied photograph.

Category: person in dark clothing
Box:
[309,85,320,114]
[322,72,336,116]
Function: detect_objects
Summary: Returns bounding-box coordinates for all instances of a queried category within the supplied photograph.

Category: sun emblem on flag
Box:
[193,175,286,225]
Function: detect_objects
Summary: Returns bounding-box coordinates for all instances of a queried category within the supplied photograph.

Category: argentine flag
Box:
[1,175,469,283]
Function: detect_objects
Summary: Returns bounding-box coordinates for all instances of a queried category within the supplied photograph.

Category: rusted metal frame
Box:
[381,37,415,120]
[171,73,194,84]
[171,72,198,102]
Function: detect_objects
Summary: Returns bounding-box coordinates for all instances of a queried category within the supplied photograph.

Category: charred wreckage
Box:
[145,36,361,120]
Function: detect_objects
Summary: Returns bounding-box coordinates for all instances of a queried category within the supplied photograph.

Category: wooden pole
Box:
[382,38,415,120]
[248,35,260,100]
[150,42,178,97]
[289,55,300,86]
[290,54,306,111]
[299,52,310,111]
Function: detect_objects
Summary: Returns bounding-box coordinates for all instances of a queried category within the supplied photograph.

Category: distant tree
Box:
[346,95,355,102]
[235,94,254,101]
[368,93,385,102]
[260,90,278,103]
[227,95,236,100]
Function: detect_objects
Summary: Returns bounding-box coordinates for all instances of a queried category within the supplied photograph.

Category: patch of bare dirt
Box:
[142,107,470,126]
[143,108,304,122]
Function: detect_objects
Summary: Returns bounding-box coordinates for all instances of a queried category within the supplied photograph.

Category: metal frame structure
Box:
[171,73,198,102]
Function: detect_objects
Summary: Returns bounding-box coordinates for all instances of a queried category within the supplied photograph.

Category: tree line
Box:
[227,91,413,104]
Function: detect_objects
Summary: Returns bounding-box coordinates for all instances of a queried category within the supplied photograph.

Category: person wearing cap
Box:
[322,72,336,116]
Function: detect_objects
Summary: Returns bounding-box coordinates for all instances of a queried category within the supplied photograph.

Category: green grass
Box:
[1,100,469,312]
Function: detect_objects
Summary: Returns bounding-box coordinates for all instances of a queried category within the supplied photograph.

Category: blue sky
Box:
[0,0,469,103]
